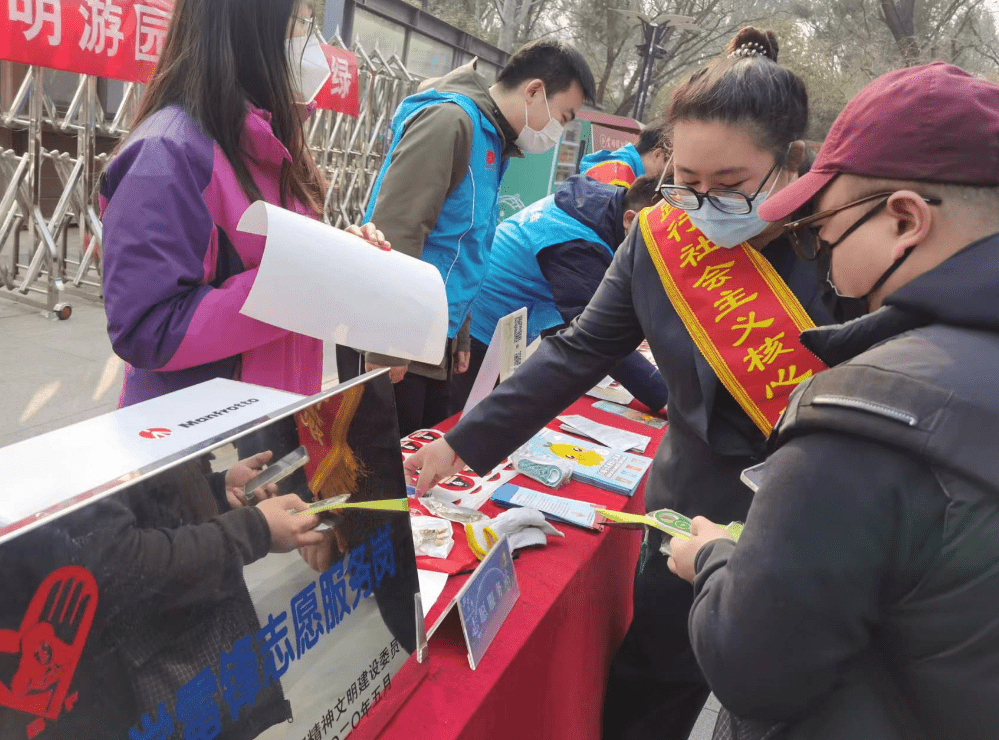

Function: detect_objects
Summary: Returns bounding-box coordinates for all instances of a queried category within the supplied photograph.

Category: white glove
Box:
[465,507,564,559]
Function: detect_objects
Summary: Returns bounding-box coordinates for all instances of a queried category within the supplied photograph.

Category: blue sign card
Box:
[455,535,520,669]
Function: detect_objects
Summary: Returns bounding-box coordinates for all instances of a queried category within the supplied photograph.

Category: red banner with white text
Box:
[1,0,360,116]
[314,43,360,117]
[2,0,173,84]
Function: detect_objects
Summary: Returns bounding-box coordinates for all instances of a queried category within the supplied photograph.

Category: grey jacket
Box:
[364,60,521,380]
[690,231,999,739]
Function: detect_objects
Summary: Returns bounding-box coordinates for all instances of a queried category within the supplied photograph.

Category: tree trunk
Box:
[496,0,537,51]
[614,93,638,117]
[496,0,520,51]
[612,56,645,117]
[597,35,629,106]
[880,0,920,64]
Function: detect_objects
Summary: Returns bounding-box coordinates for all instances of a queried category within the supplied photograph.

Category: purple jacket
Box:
[100,104,322,407]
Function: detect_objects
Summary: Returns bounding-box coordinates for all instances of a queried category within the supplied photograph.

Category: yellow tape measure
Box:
[292,498,410,515]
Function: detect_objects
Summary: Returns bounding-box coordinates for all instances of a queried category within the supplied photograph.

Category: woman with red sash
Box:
[405,27,859,740]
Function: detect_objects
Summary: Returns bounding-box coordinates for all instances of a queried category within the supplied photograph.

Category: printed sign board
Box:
[0,372,422,740]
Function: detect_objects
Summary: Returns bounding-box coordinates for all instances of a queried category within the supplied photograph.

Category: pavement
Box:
[0,297,343,448]
[0,293,721,739]
[0,297,125,448]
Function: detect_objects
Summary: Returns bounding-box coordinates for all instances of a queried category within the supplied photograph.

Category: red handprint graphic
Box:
[0,567,98,738]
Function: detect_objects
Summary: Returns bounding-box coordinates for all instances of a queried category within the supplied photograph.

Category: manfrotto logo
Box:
[178,398,260,429]
[138,428,172,439]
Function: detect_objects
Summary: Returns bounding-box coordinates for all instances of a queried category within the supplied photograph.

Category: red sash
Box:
[640,202,827,435]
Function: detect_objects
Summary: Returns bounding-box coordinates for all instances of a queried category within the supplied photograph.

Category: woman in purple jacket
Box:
[99,0,386,407]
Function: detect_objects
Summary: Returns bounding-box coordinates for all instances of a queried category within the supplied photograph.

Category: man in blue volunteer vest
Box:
[335,41,596,435]
[580,123,670,187]
[452,174,669,414]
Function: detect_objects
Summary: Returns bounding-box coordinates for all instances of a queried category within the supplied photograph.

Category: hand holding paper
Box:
[667,517,735,583]
[237,202,448,364]
[257,494,325,552]
[366,361,409,384]
[342,222,391,250]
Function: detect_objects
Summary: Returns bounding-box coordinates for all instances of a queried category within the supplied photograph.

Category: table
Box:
[352,395,667,740]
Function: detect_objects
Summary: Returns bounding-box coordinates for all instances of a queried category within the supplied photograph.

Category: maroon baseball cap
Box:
[760,62,999,222]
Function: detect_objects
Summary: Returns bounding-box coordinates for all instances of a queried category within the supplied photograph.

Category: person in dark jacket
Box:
[403,27,858,740]
[451,174,669,414]
[0,456,322,740]
[668,62,999,740]
[336,41,596,436]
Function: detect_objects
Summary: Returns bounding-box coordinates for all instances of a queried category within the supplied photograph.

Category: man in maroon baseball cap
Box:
[664,62,999,739]
[759,61,999,308]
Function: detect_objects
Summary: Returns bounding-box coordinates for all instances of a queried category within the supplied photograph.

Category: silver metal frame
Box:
[0,368,388,546]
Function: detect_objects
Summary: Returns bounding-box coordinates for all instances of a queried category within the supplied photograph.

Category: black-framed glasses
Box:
[659,157,783,215]
[785,191,943,261]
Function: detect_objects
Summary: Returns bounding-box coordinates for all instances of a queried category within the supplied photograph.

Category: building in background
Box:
[331,0,509,81]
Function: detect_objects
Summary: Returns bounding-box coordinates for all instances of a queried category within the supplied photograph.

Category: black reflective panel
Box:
[0,373,419,740]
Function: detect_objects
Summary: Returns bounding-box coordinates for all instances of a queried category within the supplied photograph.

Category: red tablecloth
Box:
[352,396,666,740]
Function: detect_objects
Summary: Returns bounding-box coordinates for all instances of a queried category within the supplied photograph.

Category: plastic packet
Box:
[510,449,572,489]
[410,515,455,559]
[421,495,486,524]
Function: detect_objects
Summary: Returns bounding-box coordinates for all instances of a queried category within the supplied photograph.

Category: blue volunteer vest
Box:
[580,143,644,184]
[470,195,610,345]
[365,91,507,338]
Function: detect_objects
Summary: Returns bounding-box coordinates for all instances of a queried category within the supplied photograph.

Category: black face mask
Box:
[818,197,917,303]
[827,246,918,303]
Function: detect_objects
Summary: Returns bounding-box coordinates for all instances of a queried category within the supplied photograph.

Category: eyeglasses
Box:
[785,191,942,261]
[289,14,315,38]
[659,157,783,216]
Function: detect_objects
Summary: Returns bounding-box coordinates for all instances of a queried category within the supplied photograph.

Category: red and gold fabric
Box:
[295,384,366,499]
[584,159,638,188]
[639,202,828,435]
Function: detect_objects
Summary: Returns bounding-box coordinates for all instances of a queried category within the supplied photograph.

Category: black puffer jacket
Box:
[690,232,999,739]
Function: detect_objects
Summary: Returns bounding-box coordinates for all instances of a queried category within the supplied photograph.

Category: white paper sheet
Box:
[417,569,449,618]
[501,485,598,529]
[237,202,449,365]
[557,414,651,453]
[462,307,527,415]
[585,376,635,405]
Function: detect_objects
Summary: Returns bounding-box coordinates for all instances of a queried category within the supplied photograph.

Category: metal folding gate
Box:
[0,38,418,319]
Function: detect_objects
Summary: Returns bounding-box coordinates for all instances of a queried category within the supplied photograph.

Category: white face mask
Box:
[287,31,330,104]
[516,88,564,154]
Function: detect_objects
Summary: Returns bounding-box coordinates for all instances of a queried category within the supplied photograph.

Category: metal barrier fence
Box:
[0,38,419,319]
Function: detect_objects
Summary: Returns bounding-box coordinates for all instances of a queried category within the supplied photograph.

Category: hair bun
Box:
[726,27,779,62]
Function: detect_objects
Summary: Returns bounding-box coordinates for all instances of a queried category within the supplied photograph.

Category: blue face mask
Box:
[682,155,786,248]
[686,189,774,248]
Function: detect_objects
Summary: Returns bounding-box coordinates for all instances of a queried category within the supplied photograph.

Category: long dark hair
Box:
[121,0,325,215]
[666,27,808,159]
